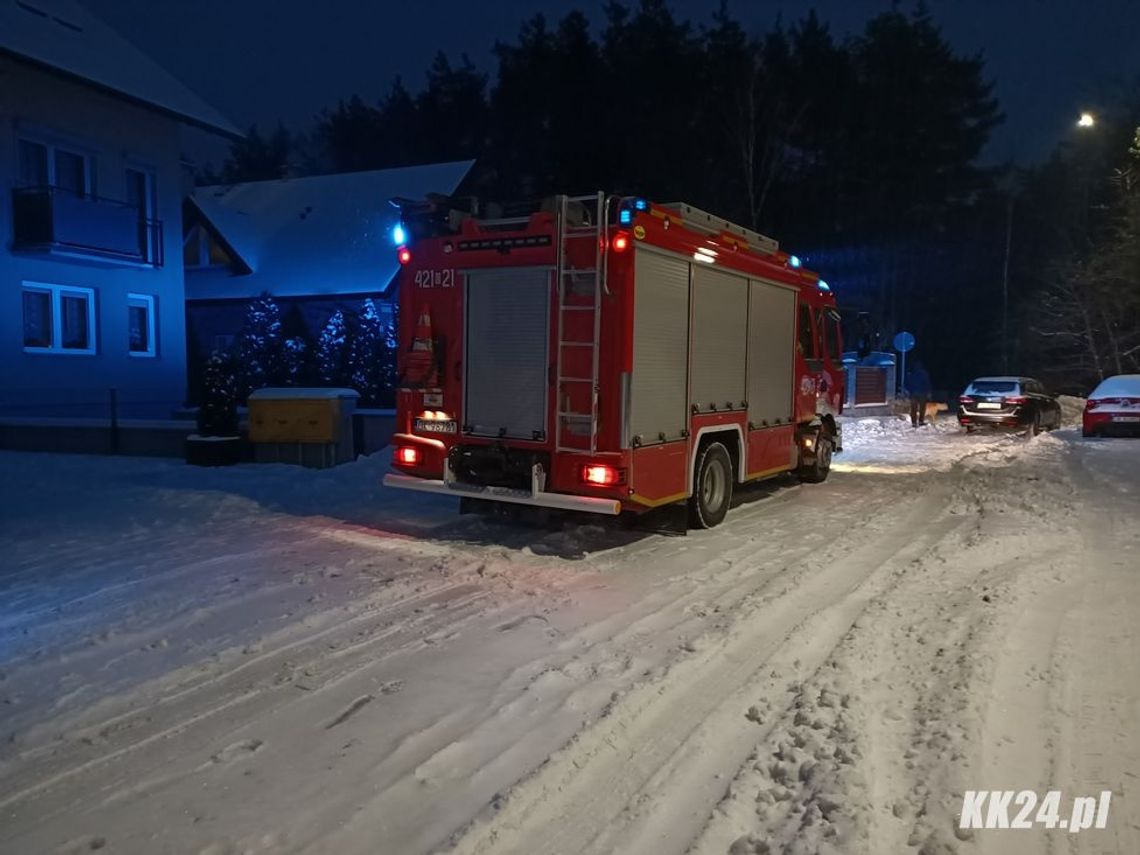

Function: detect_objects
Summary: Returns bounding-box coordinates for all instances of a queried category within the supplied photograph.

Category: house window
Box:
[18,140,48,186]
[183,224,235,269]
[22,282,97,354]
[17,138,93,195]
[128,293,157,357]
[126,167,158,261]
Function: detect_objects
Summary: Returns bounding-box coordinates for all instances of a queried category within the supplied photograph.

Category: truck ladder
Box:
[554,192,609,453]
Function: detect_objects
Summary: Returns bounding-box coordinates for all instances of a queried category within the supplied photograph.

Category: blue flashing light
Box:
[818,280,830,292]
[391,222,407,246]
[619,209,633,225]
[789,254,802,268]
[633,198,648,211]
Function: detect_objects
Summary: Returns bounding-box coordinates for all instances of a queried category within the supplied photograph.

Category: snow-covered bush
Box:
[237,292,286,396]
[317,309,354,387]
[284,336,309,385]
[352,298,400,405]
[197,352,239,437]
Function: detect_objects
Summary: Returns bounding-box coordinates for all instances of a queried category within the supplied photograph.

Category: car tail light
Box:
[582,464,621,486]
[1005,396,1027,405]
[959,395,974,405]
[395,445,421,466]
[1085,399,1096,411]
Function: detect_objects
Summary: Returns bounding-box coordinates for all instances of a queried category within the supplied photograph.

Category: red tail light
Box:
[959,395,974,405]
[582,464,620,486]
[397,246,412,265]
[395,445,421,466]
[611,231,630,253]
[1005,396,1027,405]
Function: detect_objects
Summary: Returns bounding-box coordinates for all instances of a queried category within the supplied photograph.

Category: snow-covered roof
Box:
[0,0,240,136]
[185,161,475,301]
[971,376,1029,383]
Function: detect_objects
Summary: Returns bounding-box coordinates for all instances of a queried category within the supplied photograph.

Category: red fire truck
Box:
[383,193,844,528]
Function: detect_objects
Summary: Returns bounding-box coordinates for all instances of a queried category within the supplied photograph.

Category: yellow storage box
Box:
[247,388,359,466]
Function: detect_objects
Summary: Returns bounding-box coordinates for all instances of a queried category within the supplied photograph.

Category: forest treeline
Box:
[202,0,1139,394]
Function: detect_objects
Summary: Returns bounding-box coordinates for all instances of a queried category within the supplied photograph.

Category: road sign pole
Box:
[892,331,916,397]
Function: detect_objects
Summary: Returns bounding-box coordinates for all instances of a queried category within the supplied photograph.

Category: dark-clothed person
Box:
[906,363,932,427]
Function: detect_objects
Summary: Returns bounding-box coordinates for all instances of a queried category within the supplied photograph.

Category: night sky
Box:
[88,0,1140,166]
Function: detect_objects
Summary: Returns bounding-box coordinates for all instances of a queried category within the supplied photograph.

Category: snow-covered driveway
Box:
[0,420,1137,855]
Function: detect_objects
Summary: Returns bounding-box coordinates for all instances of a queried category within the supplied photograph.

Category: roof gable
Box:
[0,0,239,136]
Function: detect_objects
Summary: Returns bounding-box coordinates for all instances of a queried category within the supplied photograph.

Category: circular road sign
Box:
[893,331,916,353]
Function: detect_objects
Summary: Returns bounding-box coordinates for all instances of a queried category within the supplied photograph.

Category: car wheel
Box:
[1026,413,1040,437]
[965,426,977,434]
[797,431,833,484]
[689,442,733,529]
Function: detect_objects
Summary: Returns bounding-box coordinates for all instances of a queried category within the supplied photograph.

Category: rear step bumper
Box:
[383,473,622,515]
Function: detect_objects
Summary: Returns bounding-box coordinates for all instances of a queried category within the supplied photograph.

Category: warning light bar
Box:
[457,235,552,251]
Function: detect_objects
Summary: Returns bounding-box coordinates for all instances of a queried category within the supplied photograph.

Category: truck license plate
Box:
[415,418,457,434]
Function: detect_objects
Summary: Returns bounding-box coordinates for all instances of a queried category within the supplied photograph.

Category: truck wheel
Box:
[689,442,733,529]
[797,432,833,484]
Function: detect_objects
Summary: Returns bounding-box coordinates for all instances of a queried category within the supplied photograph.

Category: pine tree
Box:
[197,352,239,437]
[381,302,399,405]
[237,292,286,397]
[351,298,384,404]
[284,337,309,385]
[317,309,354,386]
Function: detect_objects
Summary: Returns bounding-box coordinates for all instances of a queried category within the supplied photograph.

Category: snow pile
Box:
[1057,394,1086,426]
[836,415,990,474]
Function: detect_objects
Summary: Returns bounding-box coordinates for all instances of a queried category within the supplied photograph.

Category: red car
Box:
[1083,374,1140,437]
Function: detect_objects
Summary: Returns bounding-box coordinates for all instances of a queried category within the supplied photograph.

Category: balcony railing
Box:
[11,185,164,267]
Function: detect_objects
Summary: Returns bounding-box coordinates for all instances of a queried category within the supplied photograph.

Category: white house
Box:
[182,161,473,392]
[0,0,239,418]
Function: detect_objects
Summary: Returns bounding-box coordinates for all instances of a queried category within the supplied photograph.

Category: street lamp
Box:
[1077,112,1096,128]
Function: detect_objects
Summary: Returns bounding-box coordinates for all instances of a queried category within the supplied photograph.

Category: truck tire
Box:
[797,431,833,484]
[689,442,733,529]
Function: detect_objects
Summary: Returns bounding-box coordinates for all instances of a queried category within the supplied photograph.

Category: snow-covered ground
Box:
[1,418,1137,855]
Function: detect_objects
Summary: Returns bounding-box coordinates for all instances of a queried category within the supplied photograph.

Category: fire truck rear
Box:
[382,193,844,528]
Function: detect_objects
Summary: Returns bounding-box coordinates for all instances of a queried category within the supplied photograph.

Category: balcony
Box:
[11,186,164,267]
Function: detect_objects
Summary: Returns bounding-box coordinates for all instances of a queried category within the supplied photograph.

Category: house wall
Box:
[0,57,189,418]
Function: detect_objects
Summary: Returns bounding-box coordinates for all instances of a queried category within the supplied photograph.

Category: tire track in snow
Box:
[0,579,499,814]
[445,484,960,855]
